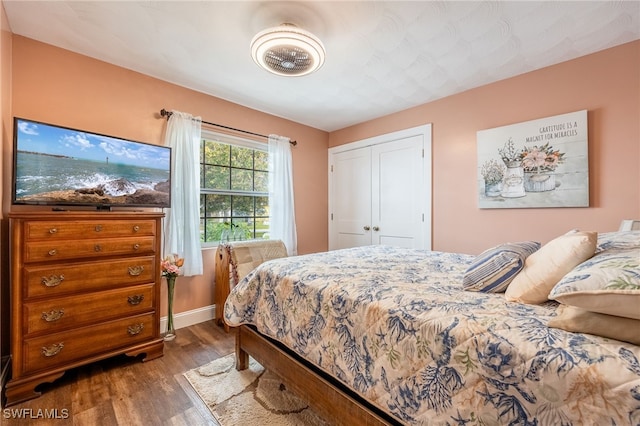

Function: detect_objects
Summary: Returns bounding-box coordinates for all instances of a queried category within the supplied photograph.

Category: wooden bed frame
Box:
[234,324,397,426]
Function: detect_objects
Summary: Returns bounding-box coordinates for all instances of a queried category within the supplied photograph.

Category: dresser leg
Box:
[4,371,66,407]
[125,339,164,362]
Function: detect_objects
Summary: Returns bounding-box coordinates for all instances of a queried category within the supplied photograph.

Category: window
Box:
[200,133,269,244]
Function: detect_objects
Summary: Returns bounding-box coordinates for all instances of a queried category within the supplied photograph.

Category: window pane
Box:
[255,170,268,192]
[201,217,230,243]
[256,196,269,216]
[203,140,229,165]
[230,218,252,241]
[231,169,253,191]
[255,150,268,171]
[204,165,230,190]
[231,146,253,168]
[204,194,230,217]
[232,195,254,217]
[254,217,270,240]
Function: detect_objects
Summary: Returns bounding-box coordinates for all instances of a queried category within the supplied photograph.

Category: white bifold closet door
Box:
[329,124,431,251]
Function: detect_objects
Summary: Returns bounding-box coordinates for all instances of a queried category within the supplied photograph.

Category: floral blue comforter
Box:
[224,245,640,425]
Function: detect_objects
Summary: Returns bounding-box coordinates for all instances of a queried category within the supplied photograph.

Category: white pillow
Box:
[505,230,597,304]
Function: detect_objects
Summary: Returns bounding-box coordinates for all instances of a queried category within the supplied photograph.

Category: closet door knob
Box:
[373,226,380,231]
[363,226,371,231]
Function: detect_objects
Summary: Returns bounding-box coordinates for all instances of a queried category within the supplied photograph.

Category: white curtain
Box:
[163,111,203,276]
[268,134,298,256]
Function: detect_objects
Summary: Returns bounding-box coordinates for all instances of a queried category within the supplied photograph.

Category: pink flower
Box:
[520,143,565,172]
[522,148,547,170]
[545,154,559,168]
[161,254,185,277]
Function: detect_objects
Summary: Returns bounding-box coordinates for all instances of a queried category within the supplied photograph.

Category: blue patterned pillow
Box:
[596,231,640,252]
[548,246,640,320]
[463,241,541,293]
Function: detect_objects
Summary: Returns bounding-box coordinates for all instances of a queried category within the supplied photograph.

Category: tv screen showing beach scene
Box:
[13,117,171,209]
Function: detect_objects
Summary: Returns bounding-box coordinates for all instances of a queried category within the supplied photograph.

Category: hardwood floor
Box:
[2,321,235,426]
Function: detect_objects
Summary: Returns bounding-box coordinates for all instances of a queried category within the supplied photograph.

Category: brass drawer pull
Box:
[95,225,103,232]
[42,275,64,287]
[48,249,58,256]
[133,225,140,232]
[127,294,144,305]
[128,265,144,276]
[41,343,64,357]
[133,244,140,250]
[41,309,65,322]
[94,244,102,252]
[49,228,58,234]
[127,323,144,336]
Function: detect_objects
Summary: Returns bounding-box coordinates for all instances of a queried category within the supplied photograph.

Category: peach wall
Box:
[6,36,329,317]
[330,40,640,254]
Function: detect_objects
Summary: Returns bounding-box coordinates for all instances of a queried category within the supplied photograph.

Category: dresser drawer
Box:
[22,313,156,375]
[24,284,155,335]
[23,256,156,299]
[24,220,156,241]
[24,236,156,263]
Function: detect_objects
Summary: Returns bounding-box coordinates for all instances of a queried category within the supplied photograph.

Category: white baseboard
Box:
[160,304,216,333]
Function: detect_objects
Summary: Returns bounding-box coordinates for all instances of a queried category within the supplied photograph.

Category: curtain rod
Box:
[159,109,297,146]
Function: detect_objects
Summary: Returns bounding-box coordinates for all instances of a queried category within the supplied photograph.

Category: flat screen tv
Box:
[12,117,171,209]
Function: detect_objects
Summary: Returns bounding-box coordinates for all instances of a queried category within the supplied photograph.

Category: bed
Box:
[224,231,640,425]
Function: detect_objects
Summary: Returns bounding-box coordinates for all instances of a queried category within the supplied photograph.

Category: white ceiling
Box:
[3,1,640,132]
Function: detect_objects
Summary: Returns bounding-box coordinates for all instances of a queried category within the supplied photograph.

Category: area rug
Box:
[183,353,328,425]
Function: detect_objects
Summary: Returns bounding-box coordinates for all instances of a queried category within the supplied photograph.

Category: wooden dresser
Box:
[5,211,165,406]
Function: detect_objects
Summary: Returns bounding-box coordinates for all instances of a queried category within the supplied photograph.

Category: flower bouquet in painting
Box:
[497,138,525,198]
[520,143,565,192]
[480,159,505,197]
[161,254,184,341]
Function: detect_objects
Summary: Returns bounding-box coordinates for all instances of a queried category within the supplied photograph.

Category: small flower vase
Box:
[500,162,526,198]
[484,181,502,197]
[164,275,177,341]
[524,171,556,192]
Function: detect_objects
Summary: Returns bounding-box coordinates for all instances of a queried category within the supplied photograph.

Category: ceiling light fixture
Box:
[251,23,325,77]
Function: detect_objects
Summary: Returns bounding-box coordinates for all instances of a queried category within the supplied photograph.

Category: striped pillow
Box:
[463,241,541,293]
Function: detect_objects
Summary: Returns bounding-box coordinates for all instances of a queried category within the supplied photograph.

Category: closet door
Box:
[331,147,372,249]
[329,124,431,251]
[371,135,425,248]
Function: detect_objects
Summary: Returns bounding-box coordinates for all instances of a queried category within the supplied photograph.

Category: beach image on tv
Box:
[14,118,171,208]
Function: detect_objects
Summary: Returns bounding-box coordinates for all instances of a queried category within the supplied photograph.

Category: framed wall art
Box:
[477,110,589,209]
